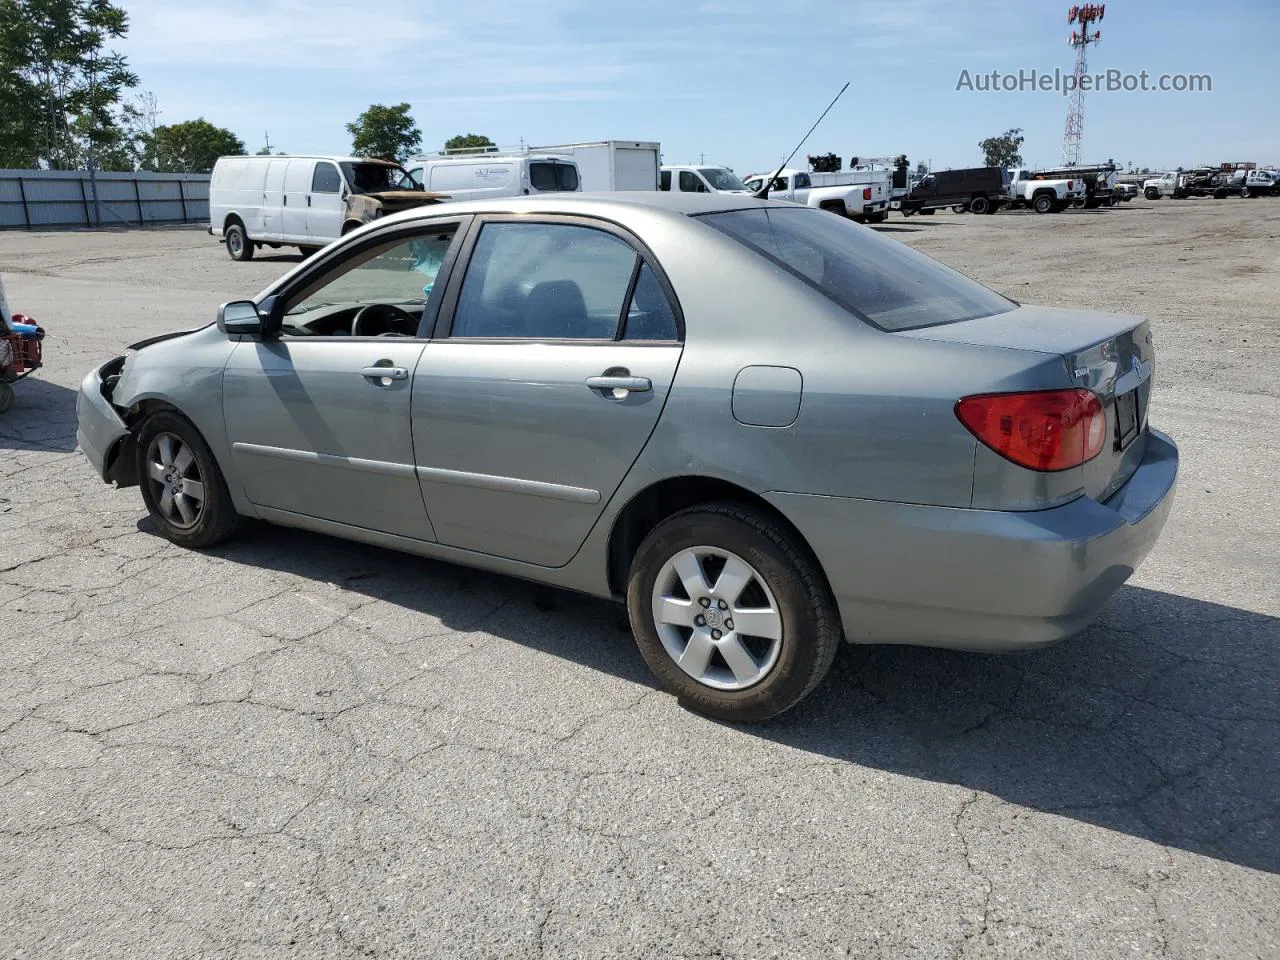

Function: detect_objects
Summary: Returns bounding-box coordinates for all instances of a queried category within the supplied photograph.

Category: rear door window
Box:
[659,170,672,191]
[450,222,640,340]
[529,162,579,192]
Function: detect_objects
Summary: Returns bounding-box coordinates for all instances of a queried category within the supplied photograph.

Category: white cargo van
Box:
[401,154,582,202]
[208,155,444,261]
[528,141,660,191]
[659,165,751,195]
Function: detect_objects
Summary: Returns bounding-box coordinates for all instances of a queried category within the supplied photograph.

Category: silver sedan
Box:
[76,193,1178,721]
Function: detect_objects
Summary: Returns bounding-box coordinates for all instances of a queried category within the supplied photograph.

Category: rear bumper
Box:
[767,429,1179,651]
[76,359,131,483]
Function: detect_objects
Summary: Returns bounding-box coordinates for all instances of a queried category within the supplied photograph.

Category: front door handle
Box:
[361,365,408,381]
[586,375,652,394]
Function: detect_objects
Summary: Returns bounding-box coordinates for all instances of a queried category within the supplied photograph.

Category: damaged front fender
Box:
[342,190,450,229]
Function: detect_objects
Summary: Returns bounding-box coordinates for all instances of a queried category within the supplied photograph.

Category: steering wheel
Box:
[351,303,419,337]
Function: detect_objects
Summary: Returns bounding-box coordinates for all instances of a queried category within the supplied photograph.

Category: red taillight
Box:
[1068,180,1074,189]
[862,187,872,200]
[955,389,1106,472]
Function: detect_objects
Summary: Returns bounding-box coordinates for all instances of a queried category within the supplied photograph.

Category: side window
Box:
[659,170,671,191]
[311,162,342,194]
[679,170,703,193]
[280,226,458,336]
[795,173,811,189]
[623,264,678,341]
[450,222,640,340]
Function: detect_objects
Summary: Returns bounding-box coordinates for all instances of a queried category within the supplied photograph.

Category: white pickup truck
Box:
[1142,173,1179,200]
[1007,169,1084,214]
[740,169,889,223]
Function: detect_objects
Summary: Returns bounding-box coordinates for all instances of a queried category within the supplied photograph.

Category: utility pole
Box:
[86,49,102,227]
[263,131,272,153]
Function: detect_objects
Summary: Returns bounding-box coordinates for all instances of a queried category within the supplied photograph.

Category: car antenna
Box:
[754,81,850,199]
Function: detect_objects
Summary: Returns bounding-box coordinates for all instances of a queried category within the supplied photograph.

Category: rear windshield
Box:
[700,207,1014,331]
[530,161,580,192]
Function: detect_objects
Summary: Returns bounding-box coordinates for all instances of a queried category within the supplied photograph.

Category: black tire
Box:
[0,380,14,414]
[865,211,888,224]
[1241,186,1252,199]
[1214,189,1228,200]
[225,222,253,261]
[626,503,842,723]
[298,245,322,257]
[1145,187,1160,200]
[135,410,242,549]
[919,208,936,216]
[969,195,990,215]
[341,220,363,236]
[1033,193,1055,214]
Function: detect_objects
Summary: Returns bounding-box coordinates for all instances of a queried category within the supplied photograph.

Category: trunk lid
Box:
[900,305,1154,502]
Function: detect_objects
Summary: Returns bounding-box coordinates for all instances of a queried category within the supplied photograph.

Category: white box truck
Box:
[531,141,661,191]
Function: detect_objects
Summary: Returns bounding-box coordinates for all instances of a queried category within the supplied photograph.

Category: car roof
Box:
[384,190,771,226]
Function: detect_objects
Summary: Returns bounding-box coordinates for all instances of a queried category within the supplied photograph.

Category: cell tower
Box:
[1063,4,1105,166]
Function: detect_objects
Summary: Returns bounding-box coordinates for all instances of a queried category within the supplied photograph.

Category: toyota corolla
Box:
[76,193,1178,721]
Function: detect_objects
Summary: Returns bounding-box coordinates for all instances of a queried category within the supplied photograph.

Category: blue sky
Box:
[118,0,1277,173]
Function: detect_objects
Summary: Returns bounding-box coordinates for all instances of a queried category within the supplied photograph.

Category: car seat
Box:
[524,280,588,339]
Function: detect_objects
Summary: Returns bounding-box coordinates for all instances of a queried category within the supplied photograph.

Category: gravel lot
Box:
[2,199,1278,959]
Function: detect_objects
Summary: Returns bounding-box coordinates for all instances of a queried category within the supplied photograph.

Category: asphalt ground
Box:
[1,197,1277,959]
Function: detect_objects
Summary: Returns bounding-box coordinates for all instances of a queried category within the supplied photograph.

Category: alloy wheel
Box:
[651,547,783,691]
[145,432,205,529]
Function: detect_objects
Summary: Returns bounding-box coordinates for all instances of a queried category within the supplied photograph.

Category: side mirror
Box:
[217,300,263,337]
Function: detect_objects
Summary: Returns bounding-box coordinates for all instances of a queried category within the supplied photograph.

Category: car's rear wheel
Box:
[969,196,991,215]
[225,222,253,261]
[1033,194,1054,214]
[626,503,841,723]
[0,381,14,414]
[136,411,242,548]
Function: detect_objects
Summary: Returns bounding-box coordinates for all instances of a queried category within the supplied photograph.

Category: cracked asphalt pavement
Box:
[2,200,1278,959]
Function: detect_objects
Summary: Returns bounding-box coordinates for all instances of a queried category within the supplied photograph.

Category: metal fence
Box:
[0,169,210,229]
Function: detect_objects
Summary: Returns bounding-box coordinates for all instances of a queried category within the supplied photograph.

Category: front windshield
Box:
[699,167,747,192]
[701,206,1014,332]
[341,162,415,194]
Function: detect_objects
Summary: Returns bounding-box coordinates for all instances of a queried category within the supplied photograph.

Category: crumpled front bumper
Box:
[76,358,131,484]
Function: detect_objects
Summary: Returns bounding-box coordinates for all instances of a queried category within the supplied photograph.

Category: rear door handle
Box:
[586,375,651,393]
[361,366,408,381]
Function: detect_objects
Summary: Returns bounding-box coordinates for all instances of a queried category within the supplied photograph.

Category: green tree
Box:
[444,133,495,154]
[979,128,1025,168]
[347,103,421,161]
[0,0,139,169]
[141,118,244,173]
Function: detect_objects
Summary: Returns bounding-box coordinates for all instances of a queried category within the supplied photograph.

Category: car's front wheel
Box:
[627,503,842,723]
[136,411,242,548]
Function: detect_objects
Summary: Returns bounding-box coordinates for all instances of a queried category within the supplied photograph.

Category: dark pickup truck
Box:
[902,167,1009,216]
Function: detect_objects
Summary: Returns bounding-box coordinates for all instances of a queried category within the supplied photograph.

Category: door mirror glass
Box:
[218,300,263,337]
